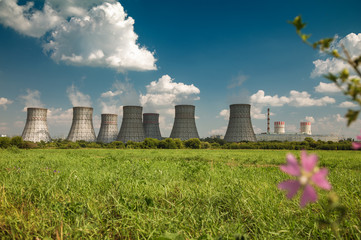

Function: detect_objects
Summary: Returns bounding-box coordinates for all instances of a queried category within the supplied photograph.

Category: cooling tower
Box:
[274,121,285,134]
[67,107,96,142]
[300,122,312,135]
[143,113,162,140]
[21,108,51,142]
[169,105,199,140]
[117,106,145,142]
[97,114,118,143]
[224,104,256,142]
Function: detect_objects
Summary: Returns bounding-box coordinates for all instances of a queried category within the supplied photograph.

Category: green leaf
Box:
[332,50,340,58]
[324,73,338,82]
[319,38,334,50]
[289,16,306,33]
[301,34,311,42]
[340,68,349,81]
[354,55,361,66]
[345,109,360,126]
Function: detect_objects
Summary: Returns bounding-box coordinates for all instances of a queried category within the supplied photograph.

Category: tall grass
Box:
[0,149,360,239]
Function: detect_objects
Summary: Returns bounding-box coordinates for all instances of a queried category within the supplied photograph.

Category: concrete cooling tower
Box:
[21,108,51,142]
[300,122,312,135]
[67,107,96,142]
[170,105,199,140]
[117,106,145,143]
[224,104,256,142]
[97,114,118,143]
[143,113,162,140]
[274,121,285,134]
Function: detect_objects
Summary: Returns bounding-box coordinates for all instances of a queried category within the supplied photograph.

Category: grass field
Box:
[0,148,360,239]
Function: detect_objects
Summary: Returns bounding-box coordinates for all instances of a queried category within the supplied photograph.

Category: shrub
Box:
[184,138,201,149]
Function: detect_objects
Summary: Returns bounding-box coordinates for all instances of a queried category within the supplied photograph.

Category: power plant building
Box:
[224,104,256,142]
[274,121,285,134]
[97,114,118,143]
[117,106,145,143]
[143,113,162,140]
[300,122,312,135]
[21,107,51,142]
[67,107,96,142]
[170,105,199,140]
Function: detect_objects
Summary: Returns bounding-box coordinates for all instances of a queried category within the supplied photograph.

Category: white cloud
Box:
[19,89,44,110]
[0,1,156,72]
[338,101,357,108]
[0,0,63,37]
[67,84,91,107]
[208,126,227,136]
[43,2,156,71]
[311,114,361,138]
[218,109,229,120]
[311,33,361,78]
[0,97,13,110]
[228,73,248,89]
[315,82,340,93]
[250,90,335,107]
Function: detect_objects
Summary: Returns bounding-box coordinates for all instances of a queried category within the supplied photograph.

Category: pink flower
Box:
[352,131,361,150]
[278,151,331,208]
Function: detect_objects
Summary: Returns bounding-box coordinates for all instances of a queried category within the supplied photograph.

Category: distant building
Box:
[256,133,339,142]
[210,135,224,139]
[1,134,7,137]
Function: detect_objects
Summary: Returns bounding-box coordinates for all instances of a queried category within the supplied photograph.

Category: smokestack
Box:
[67,107,96,142]
[143,113,162,140]
[117,106,145,143]
[97,114,118,143]
[274,121,285,134]
[224,104,256,142]
[21,107,51,142]
[170,105,199,140]
[300,122,312,135]
[267,108,270,134]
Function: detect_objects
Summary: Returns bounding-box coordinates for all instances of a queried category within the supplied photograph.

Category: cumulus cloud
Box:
[140,75,201,136]
[19,89,44,110]
[227,73,248,89]
[218,109,229,120]
[250,90,335,107]
[311,114,361,138]
[0,97,13,110]
[311,33,361,78]
[99,80,139,114]
[0,0,156,71]
[315,82,340,93]
[338,101,357,108]
[208,126,227,136]
[305,116,315,123]
[67,84,91,107]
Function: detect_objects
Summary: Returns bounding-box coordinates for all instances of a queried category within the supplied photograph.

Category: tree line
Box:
[0,136,355,150]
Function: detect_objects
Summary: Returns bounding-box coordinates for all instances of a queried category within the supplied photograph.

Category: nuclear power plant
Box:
[274,121,285,134]
[97,114,118,143]
[21,108,51,142]
[300,122,312,135]
[169,105,199,140]
[224,104,256,142]
[143,113,162,140]
[67,107,96,142]
[117,106,145,143]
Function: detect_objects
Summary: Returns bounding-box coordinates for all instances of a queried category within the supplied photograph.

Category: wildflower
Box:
[352,131,361,150]
[278,151,331,208]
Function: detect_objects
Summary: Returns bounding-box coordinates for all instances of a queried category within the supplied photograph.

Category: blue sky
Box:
[1,0,361,139]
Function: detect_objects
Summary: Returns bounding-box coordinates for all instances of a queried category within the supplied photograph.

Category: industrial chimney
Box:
[67,107,96,142]
[97,114,118,143]
[117,106,145,143]
[21,107,51,142]
[300,122,312,135]
[143,113,162,140]
[224,104,256,142]
[170,105,199,140]
[274,121,285,134]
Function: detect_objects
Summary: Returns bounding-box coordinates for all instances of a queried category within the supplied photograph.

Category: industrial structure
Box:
[300,122,312,135]
[224,104,256,142]
[97,114,118,143]
[117,106,145,142]
[274,121,285,134]
[170,105,199,140]
[67,107,96,142]
[143,113,162,140]
[21,107,51,142]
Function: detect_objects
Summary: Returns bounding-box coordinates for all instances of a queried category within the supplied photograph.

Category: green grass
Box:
[0,149,360,239]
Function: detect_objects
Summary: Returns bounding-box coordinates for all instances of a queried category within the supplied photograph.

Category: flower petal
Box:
[352,142,361,150]
[300,184,317,208]
[312,168,332,190]
[278,180,300,199]
[301,151,317,172]
[280,153,301,176]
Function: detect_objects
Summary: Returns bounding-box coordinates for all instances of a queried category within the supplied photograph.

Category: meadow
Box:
[0,148,360,239]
